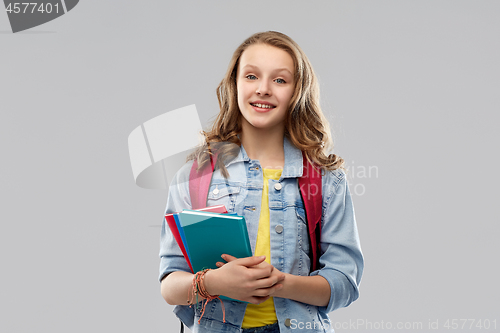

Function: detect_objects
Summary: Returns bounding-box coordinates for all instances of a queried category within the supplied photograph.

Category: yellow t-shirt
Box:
[241,168,282,329]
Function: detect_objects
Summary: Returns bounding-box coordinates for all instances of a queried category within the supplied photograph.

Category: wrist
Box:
[202,269,219,297]
[189,269,227,324]
[274,273,293,298]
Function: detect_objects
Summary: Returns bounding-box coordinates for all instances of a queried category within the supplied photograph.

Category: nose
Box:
[256,79,271,96]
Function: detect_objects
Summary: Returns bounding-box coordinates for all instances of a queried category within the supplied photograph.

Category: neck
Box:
[240,122,285,169]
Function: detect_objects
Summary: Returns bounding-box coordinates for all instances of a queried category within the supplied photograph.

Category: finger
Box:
[247,260,271,270]
[230,255,266,267]
[248,265,274,280]
[254,283,284,297]
[267,283,283,296]
[246,261,267,269]
[221,254,237,262]
[252,283,282,297]
[215,261,225,267]
[253,275,282,289]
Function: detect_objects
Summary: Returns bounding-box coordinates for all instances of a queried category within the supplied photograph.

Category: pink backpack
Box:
[188,151,323,272]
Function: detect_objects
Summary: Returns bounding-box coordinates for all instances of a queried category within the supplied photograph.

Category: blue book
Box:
[177,209,252,302]
[173,211,239,265]
[172,213,191,264]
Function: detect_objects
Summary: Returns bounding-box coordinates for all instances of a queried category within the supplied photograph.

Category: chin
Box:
[250,122,279,130]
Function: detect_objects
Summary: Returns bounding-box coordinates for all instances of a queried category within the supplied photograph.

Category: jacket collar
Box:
[281,137,304,178]
[226,136,304,178]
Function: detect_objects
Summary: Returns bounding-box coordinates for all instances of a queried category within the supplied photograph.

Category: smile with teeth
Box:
[251,103,275,109]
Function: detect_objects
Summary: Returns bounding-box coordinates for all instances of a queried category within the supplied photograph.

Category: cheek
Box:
[236,86,244,107]
[283,89,295,105]
[286,89,293,103]
[237,84,251,104]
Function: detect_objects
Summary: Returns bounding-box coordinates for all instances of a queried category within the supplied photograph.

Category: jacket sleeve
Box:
[158,160,195,283]
[309,169,364,313]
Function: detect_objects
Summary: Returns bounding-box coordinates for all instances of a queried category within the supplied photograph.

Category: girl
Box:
[159,31,363,333]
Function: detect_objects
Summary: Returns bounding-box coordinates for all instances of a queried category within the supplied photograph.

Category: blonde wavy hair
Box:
[187,31,344,178]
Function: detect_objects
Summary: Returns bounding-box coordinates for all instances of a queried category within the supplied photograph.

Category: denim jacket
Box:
[159,137,364,333]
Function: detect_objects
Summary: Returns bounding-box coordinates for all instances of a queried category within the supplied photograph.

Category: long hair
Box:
[187,31,344,178]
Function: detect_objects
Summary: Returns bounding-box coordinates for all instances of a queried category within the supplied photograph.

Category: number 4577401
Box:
[5,2,60,14]
[443,319,497,330]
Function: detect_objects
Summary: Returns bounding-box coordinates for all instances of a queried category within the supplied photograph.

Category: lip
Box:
[249,100,276,113]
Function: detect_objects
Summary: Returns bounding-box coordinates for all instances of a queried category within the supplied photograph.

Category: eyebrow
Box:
[241,64,293,76]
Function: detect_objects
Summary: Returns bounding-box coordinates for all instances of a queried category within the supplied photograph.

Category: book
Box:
[177,209,252,302]
[165,205,227,273]
[177,210,252,272]
[172,213,191,267]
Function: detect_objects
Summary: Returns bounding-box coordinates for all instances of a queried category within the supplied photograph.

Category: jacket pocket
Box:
[207,184,240,199]
[207,184,240,212]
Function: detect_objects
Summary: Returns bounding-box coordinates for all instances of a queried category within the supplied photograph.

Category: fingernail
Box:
[221,254,226,259]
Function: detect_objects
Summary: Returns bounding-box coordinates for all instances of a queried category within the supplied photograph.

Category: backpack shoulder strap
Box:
[298,151,323,272]
[189,152,219,209]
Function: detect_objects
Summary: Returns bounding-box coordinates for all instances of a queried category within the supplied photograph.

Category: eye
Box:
[246,74,257,80]
[275,78,286,84]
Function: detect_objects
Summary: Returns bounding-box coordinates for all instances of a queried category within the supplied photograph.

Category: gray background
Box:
[1,0,498,332]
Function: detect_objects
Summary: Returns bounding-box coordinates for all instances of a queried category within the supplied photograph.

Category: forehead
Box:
[238,44,294,74]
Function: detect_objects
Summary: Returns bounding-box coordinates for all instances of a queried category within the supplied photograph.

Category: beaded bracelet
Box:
[188,268,226,324]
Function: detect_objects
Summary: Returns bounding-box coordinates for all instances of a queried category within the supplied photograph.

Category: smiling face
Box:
[236,43,295,134]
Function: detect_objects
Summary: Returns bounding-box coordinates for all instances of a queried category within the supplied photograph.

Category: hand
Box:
[204,254,285,304]
[234,256,286,298]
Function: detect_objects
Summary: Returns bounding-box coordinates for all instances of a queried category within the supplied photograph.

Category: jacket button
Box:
[284,318,291,327]
[212,188,219,195]
[275,225,283,234]
[274,183,282,191]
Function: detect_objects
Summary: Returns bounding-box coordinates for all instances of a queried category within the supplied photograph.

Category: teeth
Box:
[252,103,274,109]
